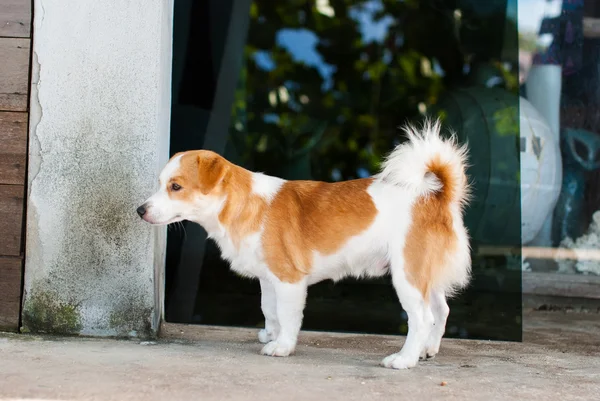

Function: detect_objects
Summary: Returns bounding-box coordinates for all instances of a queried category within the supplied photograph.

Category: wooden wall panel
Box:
[0,184,25,256]
[0,0,31,332]
[0,0,31,38]
[0,38,31,111]
[0,257,22,331]
[0,112,28,185]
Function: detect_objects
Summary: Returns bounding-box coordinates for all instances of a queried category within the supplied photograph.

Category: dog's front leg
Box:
[258,278,279,343]
[260,279,307,357]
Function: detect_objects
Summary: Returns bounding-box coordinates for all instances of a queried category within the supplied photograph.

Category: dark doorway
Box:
[165,0,523,341]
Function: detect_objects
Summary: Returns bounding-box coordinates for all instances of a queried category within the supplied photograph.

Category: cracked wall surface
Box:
[23,0,173,337]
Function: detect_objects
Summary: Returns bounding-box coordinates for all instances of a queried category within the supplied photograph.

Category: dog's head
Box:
[136,150,230,226]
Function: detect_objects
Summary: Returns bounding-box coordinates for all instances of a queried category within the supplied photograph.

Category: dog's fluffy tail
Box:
[377,119,470,208]
[377,119,471,296]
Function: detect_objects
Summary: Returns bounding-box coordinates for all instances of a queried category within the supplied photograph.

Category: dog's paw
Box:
[261,341,294,357]
[381,353,418,370]
[258,329,276,344]
[420,338,441,360]
[419,352,436,361]
[419,347,439,361]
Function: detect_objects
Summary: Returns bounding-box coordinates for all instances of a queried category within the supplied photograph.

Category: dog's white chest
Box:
[215,231,267,279]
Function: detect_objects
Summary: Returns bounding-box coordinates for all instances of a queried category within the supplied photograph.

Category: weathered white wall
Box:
[23,0,173,337]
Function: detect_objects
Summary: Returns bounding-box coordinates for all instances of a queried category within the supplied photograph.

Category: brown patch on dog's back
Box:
[403,156,458,300]
[262,178,377,283]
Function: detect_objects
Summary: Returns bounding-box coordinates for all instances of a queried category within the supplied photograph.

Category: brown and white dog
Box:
[137,120,471,369]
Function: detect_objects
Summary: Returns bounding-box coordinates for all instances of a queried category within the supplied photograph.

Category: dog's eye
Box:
[171,183,182,191]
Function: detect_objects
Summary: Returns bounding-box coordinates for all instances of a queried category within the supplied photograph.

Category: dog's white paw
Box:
[381,353,418,370]
[420,336,442,360]
[258,329,276,344]
[261,341,294,357]
[419,345,440,360]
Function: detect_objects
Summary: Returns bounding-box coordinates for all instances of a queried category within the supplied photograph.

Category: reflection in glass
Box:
[166,0,523,341]
[519,0,600,286]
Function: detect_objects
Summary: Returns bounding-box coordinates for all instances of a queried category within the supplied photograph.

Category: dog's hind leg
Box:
[382,257,434,369]
[420,289,449,360]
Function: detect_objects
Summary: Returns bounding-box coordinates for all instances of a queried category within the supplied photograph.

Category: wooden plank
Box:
[0,256,23,332]
[523,272,600,299]
[479,245,600,262]
[0,184,24,256]
[0,0,31,38]
[0,38,30,111]
[0,112,28,185]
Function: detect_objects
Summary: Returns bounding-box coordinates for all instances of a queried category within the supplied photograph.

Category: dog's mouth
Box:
[140,213,183,226]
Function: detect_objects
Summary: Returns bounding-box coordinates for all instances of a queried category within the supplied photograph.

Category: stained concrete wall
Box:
[22,0,173,337]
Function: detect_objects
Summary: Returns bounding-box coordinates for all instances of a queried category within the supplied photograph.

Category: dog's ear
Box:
[197,153,228,194]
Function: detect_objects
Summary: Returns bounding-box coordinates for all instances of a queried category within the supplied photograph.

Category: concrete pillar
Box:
[22,0,173,337]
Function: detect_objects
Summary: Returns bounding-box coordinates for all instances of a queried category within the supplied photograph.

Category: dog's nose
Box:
[136,204,147,218]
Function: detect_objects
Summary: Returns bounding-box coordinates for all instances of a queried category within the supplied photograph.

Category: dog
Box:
[137,119,471,369]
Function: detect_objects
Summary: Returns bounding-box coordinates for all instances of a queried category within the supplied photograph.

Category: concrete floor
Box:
[1,310,599,401]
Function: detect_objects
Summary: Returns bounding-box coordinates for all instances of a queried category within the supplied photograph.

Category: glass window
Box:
[166,0,524,341]
[518,0,600,302]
